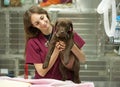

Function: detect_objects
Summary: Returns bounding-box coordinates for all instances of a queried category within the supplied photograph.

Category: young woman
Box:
[23,5,86,80]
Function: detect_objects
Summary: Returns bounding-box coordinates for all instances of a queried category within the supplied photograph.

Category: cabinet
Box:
[0,0,35,77]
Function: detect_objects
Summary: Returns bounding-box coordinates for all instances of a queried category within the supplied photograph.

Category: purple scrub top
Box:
[25,31,85,80]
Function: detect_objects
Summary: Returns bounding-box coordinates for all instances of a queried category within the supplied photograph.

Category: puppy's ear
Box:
[55,20,58,27]
[69,20,73,32]
[54,19,58,32]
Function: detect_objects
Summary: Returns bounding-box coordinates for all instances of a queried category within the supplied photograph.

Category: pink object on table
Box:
[0,76,94,87]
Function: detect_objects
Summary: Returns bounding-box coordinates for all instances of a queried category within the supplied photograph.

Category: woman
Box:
[23,5,86,80]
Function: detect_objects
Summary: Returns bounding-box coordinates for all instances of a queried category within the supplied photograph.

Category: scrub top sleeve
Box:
[26,39,42,64]
[73,32,85,49]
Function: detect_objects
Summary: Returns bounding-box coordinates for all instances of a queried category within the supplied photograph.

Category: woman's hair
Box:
[23,5,50,41]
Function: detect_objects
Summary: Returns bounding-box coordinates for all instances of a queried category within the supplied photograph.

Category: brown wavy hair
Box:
[23,6,50,41]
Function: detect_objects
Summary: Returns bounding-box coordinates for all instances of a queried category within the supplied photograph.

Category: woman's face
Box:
[31,13,51,34]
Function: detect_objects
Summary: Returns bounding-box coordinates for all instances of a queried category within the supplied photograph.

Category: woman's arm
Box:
[71,44,86,63]
[34,41,65,77]
[34,47,59,77]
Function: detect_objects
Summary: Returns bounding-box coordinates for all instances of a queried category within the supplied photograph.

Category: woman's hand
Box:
[55,41,66,52]
[71,44,86,63]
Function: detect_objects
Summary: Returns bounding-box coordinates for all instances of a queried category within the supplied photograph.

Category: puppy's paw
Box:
[43,62,48,69]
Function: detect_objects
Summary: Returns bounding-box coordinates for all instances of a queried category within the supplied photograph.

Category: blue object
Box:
[21,0,24,4]
[4,0,10,6]
[114,16,120,43]
[116,16,120,21]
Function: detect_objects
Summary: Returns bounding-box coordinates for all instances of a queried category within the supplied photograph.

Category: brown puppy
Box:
[43,18,81,83]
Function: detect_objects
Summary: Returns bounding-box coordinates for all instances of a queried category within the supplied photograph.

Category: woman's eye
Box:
[35,22,39,26]
[40,16,44,20]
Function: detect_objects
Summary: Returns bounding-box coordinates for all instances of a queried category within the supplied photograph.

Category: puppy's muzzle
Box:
[56,31,69,39]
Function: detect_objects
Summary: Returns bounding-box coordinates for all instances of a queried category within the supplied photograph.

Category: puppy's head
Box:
[55,18,73,39]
